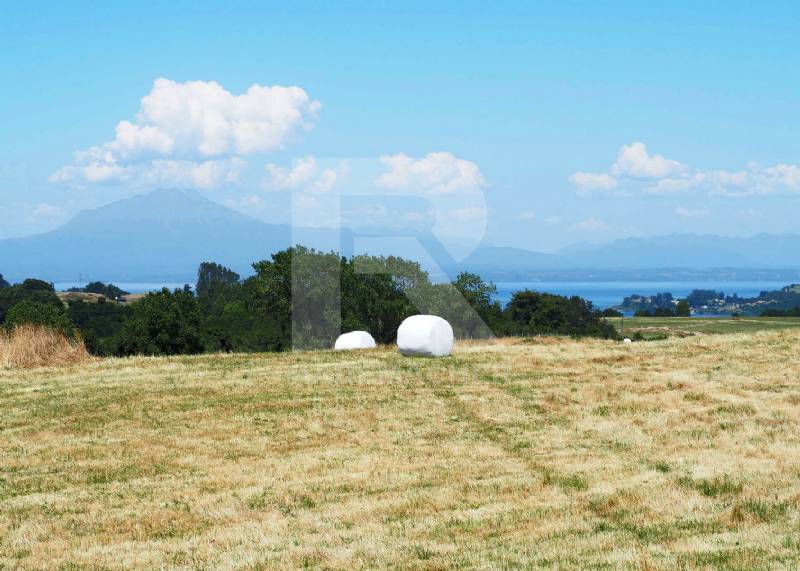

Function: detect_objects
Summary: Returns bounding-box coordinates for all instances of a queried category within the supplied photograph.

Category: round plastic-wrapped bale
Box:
[397,315,454,357]
[334,331,376,350]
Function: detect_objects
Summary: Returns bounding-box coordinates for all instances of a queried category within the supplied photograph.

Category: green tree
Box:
[0,274,9,289]
[255,247,343,350]
[405,275,498,339]
[68,298,133,355]
[0,279,63,324]
[451,272,502,337]
[351,255,429,291]
[119,288,203,355]
[761,307,800,317]
[675,300,691,317]
[21,278,54,291]
[5,300,75,337]
[196,262,240,300]
[203,296,285,352]
[504,290,616,338]
[341,257,417,343]
[250,249,295,350]
[69,282,130,299]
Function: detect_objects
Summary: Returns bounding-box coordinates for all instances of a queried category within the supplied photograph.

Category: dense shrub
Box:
[503,290,616,338]
[761,307,800,317]
[0,279,62,323]
[119,288,203,355]
[5,300,75,337]
[634,301,690,317]
[68,299,133,355]
[68,281,130,300]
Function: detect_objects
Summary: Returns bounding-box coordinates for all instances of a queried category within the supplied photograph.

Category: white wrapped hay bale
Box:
[397,315,454,357]
[334,331,376,350]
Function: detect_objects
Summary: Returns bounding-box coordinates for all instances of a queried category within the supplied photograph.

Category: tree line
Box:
[0,248,617,356]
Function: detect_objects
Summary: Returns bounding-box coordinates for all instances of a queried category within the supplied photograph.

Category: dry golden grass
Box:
[0,325,91,369]
[2,331,800,569]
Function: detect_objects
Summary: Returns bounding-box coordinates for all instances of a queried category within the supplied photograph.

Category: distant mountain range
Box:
[0,189,334,282]
[462,234,800,281]
[0,189,798,283]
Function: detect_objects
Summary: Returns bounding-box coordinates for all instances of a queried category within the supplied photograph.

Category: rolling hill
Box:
[0,189,343,282]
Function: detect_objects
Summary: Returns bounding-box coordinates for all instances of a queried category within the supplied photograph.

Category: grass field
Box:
[606,316,800,339]
[3,331,800,569]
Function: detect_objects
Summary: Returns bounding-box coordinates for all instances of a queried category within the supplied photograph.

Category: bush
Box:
[676,300,691,317]
[5,300,75,337]
[68,281,130,300]
[761,307,800,317]
[119,288,203,355]
[0,280,63,323]
[68,299,133,355]
[503,290,617,338]
[0,325,90,369]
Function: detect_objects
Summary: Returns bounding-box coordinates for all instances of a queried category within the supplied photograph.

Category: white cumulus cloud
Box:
[51,156,246,190]
[611,142,686,179]
[108,78,319,159]
[51,78,319,189]
[572,142,800,198]
[262,156,345,193]
[644,173,707,195]
[375,152,486,195]
[710,163,800,196]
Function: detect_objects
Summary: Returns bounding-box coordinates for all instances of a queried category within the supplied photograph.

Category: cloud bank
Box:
[570,141,800,197]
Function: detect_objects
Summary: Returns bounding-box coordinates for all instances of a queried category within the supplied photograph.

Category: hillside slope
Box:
[0,189,346,282]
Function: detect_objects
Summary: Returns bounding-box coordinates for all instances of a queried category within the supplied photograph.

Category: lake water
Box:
[55,280,791,311]
[493,281,790,309]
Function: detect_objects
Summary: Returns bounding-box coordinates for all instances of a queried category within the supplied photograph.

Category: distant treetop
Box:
[67,281,130,300]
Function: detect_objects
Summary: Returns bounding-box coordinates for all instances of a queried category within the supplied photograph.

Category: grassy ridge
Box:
[606,316,800,338]
[2,332,800,568]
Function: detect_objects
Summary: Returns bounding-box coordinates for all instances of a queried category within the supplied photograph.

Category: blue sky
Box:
[2,1,799,251]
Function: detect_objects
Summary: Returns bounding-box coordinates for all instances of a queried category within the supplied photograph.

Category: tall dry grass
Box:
[0,324,91,369]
